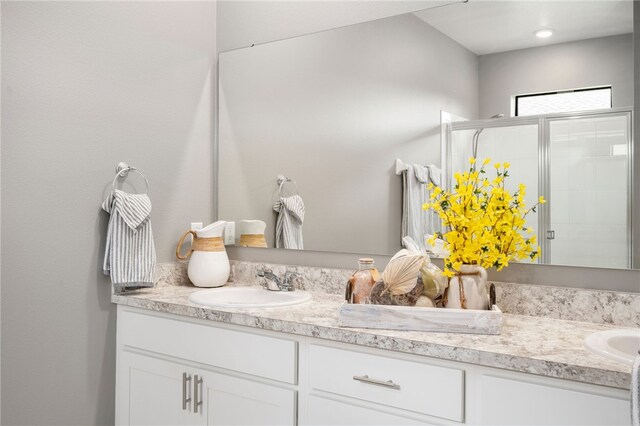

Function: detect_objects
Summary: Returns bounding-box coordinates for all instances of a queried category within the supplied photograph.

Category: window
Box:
[515,87,612,117]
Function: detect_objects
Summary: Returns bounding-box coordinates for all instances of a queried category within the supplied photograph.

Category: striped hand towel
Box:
[401,164,442,251]
[273,195,305,250]
[102,189,156,290]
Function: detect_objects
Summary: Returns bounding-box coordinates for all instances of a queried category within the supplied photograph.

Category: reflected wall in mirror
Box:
[218,0,636,269]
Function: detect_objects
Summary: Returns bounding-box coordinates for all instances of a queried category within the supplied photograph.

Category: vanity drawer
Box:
[118,308,297,384]
[308,344,464,422]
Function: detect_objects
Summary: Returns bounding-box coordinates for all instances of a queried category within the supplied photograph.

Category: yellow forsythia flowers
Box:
[425,158,545,277]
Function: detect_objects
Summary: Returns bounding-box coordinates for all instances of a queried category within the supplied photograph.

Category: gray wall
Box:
[218,13,478,255]
[1,2,216,424]
[479,34,634,118]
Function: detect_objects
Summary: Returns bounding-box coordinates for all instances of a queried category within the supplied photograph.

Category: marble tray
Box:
[338,303,503,335]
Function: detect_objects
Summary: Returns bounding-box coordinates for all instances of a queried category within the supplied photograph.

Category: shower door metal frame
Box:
[446,106,634,267]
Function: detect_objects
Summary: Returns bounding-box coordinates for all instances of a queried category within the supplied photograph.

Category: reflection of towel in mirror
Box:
[273,195,305,250]
[402,164,442,251]
[102,189,156,290]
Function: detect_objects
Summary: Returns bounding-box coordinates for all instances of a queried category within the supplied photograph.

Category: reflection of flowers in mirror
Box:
[424,157,545,277]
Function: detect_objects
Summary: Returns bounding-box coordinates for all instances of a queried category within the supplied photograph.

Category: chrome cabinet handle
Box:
[182,373,192,410]
[193,375,203,413]
[353,375,401,390]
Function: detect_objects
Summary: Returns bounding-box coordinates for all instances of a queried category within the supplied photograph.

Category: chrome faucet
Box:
[256,270,299,291]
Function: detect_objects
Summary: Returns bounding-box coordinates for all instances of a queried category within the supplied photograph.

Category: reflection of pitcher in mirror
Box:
[238,220,268,248]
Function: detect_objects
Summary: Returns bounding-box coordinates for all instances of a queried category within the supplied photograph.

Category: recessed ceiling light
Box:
[534,29,554,39]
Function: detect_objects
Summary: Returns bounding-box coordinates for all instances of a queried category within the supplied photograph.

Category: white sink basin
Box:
[584,328,640,366]
[189,286,311,309]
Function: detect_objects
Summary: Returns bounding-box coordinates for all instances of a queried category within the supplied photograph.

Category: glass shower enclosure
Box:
[445,108,633,269]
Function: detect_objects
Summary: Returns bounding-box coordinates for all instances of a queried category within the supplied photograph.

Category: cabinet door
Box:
[478,374,630,426]
[117,351,193,426]
[307,395,439,425]
[197,370,296,426]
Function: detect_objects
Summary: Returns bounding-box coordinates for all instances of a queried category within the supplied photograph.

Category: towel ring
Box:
[112,162,149,194]
[277,174,299,196]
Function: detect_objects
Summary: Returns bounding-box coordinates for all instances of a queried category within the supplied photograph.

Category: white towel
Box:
[273,195,305,250]
[402,164,442,251]
[427,164,441,187]
[632,354,640,426]
[102,189,156,290]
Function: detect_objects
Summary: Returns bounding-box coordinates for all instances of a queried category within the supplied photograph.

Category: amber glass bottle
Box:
[347,258,379,304]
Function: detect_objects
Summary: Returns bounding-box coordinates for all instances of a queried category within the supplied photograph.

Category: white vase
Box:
[176,221,230,288]
[445,264,489,310]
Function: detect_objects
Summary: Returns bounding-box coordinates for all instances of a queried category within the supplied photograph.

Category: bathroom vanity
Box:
[113,280,632,426]
[113,2,638,424]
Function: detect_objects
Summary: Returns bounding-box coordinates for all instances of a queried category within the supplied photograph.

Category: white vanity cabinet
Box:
[118,351,194,426]
[196,369,296,425]
[304,343,464,425]
[115,307,297,426]
[116,306,630,426]
[117,351,296,426]
[301,345,630,426]
[475,371,630,425]
[305,395,436,425]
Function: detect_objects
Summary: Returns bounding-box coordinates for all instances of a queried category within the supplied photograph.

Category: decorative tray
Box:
[338,303,502,335]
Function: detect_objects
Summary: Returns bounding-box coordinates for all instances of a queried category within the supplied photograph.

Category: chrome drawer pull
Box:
[182,373,192,410]
[353,375,401,390]
[193,375,203,413]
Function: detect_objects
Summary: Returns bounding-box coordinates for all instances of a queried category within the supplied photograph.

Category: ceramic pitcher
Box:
[444,264,489,310]
[176,221,229,288]
[237,220,268,248]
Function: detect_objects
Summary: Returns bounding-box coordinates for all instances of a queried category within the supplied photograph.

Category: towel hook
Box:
[112,162,149,194]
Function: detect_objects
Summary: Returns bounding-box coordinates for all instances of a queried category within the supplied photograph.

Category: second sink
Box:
[584,328,640,366]
[189,286,312,309]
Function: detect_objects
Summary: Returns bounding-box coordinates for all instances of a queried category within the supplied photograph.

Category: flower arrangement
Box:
[425,158,545,277]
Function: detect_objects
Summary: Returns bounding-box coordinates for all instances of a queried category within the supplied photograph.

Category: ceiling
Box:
[413,0,633,55]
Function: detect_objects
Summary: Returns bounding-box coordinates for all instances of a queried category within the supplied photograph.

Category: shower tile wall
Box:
[479,125,540,261]
[450,124,540,264]
[449,128,474,186]
[549,115,629,268]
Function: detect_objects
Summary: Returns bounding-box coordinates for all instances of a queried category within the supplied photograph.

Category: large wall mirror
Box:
[218,0,636,270]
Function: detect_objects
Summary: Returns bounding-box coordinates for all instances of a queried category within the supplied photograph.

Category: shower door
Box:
[447,121,542,263]
[446,108,633,268]
[546,112,632,268]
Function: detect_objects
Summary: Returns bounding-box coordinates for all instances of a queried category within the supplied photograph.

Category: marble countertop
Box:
[112,284,633,390]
